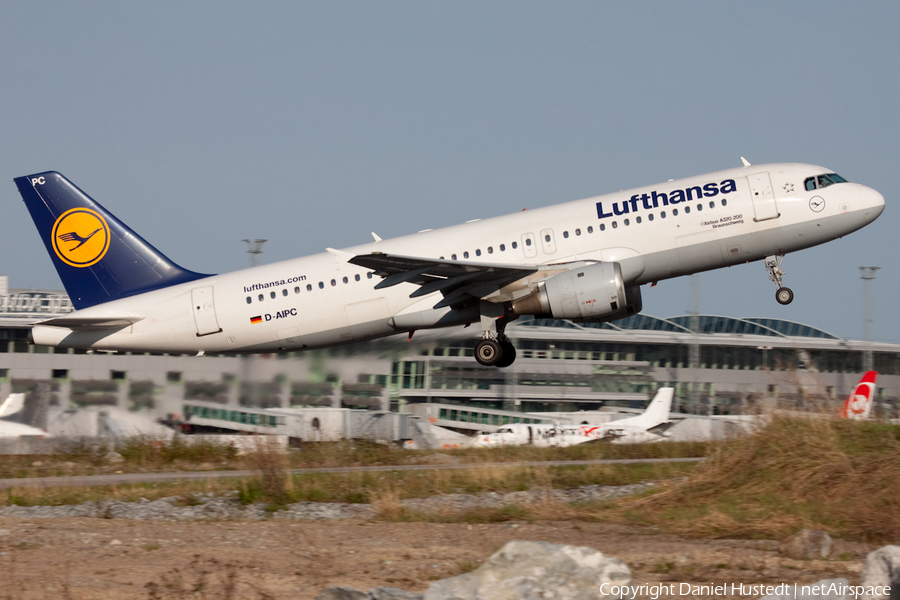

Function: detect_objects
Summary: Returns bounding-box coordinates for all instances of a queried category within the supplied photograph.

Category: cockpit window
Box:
[804,173,848,191]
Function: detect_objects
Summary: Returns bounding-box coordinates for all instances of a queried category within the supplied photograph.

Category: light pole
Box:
[860,266,880,373]
[242,239,268,268]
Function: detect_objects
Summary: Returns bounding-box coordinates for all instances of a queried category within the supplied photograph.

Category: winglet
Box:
[326,247,354,261]
[371,232,382,243]
[740,157,752,167]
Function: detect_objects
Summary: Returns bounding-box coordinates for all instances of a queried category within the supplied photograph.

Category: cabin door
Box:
[747,172,780,222]
[191,286,222,336]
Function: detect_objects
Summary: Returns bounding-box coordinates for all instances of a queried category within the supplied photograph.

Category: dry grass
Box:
[0,436,709,480]
[592,414,900,542]
[0,460,694,510]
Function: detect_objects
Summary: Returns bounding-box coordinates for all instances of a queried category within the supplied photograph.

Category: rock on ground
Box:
[779,529,833,560]
[423,540,631,600]
[861,545,900,600]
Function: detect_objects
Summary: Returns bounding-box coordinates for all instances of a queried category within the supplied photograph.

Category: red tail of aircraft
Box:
[840,371,878,420]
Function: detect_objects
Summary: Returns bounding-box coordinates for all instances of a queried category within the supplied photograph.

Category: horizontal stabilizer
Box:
[38,316,143,329]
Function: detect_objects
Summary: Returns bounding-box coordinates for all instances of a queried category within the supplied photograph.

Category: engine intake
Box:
[510,262,642,322]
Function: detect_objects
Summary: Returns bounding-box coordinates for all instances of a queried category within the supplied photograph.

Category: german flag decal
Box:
[250,316,262,324]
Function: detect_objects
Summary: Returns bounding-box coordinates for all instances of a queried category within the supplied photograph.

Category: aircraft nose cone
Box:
[863,187,885,221]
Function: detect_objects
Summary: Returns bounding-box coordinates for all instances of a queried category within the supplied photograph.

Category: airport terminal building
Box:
[1,276,898,422]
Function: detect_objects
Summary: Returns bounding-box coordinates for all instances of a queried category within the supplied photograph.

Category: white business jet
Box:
[14,160,884,367]
[470,388,675,447]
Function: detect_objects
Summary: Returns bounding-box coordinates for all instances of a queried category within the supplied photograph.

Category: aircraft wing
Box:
[349,252,541,309]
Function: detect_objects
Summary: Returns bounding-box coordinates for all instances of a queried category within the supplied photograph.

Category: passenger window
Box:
[599,223,605,231]
[270,291,276,299]
[544,234,551,242]
[661,211,666,218]
[563,231,569,238]
[721,199,727,207]
[306,284,312,291]
[648,213,654,221]
[673,209,678,216]
[342,276,348,284]
[587,226,593,233]
[575,228,581,236]
[367,272,373,279]
[696,204,702,211]
[282,289,288,296]
[246,297,252,304]
[258,294,264,301]
[500,244,506,251]
[318,282,324,289]
[709,201,715,209]
[685,206,691,214]
[451,254,457,260]
[463,251,469,259]
[612,221,618,229]
[487,247,493,254]
[475,249,481,256]
[355,274,360,281]
[525,238,532,246]
[294,286,300,294]
[636,216,642,224]
[330,279,336,287]
[512,241,518,249]
[624,218,630,226]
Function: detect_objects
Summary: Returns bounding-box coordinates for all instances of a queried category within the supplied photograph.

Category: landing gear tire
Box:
[775,287,794,305]
[495,341,516,368]
[474,339,503,366]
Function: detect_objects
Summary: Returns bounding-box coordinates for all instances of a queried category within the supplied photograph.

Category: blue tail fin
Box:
[14,171,211,309]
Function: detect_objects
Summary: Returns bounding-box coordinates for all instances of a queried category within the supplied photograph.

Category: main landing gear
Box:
[474,302,517,368]
[765,254,794,306]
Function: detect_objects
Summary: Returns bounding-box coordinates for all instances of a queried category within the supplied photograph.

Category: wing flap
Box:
[350,252,540,310]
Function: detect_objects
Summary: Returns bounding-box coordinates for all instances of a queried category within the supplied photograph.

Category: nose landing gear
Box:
[765,255,794,305]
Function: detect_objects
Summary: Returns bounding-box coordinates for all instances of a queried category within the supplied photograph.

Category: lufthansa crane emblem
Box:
[51,208,111,268]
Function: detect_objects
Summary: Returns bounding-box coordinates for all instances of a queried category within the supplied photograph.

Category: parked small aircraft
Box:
[469,388,674,447]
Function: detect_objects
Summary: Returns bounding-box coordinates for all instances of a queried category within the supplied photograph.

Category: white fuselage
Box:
[31,163,885,353]
[469,421,667,448]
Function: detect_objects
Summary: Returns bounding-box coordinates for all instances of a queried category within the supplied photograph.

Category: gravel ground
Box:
[0,482,876,600]
[0,482,655,522]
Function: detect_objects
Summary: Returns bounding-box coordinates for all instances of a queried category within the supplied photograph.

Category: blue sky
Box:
[1,2,897,341]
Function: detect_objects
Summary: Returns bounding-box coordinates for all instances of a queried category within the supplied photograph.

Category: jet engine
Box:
[510,262,642,322]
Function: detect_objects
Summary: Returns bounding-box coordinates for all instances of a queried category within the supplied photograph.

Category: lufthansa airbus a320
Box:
[14,160,884,367]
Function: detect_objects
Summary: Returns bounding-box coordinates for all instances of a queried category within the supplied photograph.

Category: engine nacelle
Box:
[511,262,642,322]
